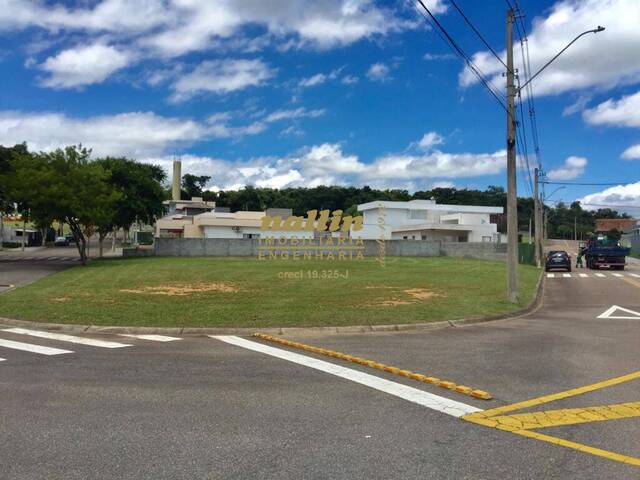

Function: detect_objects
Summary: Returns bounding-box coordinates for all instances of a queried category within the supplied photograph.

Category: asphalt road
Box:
[0,261,639,479]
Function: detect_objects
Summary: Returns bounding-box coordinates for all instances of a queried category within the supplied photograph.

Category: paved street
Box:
[0,261,639,479]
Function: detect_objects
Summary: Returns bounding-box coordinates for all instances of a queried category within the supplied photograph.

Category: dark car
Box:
[54,236,70,246]
[545,250,571,272]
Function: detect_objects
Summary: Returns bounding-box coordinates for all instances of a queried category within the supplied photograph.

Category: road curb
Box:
[0,270,545,336]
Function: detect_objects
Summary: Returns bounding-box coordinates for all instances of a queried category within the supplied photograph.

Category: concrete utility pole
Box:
[506,9,519,304]
[534,168,541,267]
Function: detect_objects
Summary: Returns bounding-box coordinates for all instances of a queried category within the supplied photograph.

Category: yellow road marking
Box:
[623,277,640,289]
[253,333,492,400]
[469,401,640,431]
[513,430,640,467]
[463,371,640,467]
[469,370,640,419]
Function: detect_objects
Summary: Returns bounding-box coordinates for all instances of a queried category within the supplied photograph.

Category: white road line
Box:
[119,334,181,342]
[546,273,555,278]
[630,273,640,278]
[2,328,132,349]
[579,273,588,278]
[212,335,481,418]
[0,338,73,355]
[562,273,572,278]
[612,273,624,278]
[0,358,5,362]
[595,273,606,278]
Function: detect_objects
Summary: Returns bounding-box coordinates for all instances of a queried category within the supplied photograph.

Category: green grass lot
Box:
[0,257,540,328]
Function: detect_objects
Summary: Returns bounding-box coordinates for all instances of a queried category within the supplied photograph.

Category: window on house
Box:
[482,236,492,242]
[243,233,260,239]
[409,210,428,220]
[421,235,427,240]
[403,236,408,240]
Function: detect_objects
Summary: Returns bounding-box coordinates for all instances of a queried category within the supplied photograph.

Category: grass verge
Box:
[0,257,540,328]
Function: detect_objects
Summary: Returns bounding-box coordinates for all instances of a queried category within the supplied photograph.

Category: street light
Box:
[505,18,604,303]
[517,26,605,94]
[544,186,566,202]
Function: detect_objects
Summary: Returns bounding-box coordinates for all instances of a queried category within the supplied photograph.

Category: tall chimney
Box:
[172,159,181,201]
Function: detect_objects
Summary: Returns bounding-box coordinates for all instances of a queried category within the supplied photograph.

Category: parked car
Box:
[65,233,76,244]
[54,236,70,247]
[545,250,571,272]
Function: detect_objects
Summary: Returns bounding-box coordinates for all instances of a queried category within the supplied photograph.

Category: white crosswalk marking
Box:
[119,334,181,342]
[595,273,606,277]
[0,358,5,362]
[2,328,131,349]
[546,273,555,278]
[630,273,640,278]
[0,338,73,355]
[562,273,572,278]
[213,335,481,418]
[612,273,623,278]
[579,273,588,278]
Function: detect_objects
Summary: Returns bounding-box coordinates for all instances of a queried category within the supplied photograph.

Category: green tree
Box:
[0,144,29,249]
[182,174,210,199]
[7,146,120,265]
[95,157,167,255]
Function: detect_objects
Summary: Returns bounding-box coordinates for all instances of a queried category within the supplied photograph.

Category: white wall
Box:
[203,226,314,239]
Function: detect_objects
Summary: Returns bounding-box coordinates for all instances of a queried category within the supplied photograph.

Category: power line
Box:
[515,84,534,196]
[413,0,509,114]
[448,0,509,71]
[582,203,640,209]
[541,181,632,186]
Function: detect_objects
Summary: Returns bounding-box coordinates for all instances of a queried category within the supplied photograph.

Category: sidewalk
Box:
[0,245,122,259]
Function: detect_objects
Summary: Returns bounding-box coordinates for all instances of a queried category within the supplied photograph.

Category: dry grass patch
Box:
[119,282,239,296]
[365,286,442,307]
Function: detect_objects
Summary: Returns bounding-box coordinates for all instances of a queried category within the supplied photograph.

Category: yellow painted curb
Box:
[253,333,493,401]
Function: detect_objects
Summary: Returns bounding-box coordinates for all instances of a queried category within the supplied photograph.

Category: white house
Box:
[351,199,504,242]
[156,208,314,239]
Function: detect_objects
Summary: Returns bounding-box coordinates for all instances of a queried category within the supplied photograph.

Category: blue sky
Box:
[0,0,639,212]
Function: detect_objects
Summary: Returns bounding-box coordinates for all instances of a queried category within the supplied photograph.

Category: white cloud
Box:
[583,91,640,128]
[579,182,640,211]
[416,131,444,151]
[264,108,325,123]
[140,138,507,192]
[562,94,592,116]
[39,44,131,88]
[341,74,359,85]
[170,59,274,102]
[460,0,640,97]
[0,0,171,34]
[0,107,328,157]
[367,62,390,82]
[621,144,640,160]
[2,0,426,55]
[431,181,456,189]
[0,111,206,157]
[299,73,328,88]
[423,52,455,61]
[547,156,587,180]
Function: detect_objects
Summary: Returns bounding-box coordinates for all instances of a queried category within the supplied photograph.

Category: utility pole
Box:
[506,8,519,303]
[533,168,541,267]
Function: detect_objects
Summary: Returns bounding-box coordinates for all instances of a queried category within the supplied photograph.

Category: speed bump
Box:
[253,333,493,400]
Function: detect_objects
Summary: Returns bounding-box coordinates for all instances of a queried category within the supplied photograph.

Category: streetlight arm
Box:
[518,26,605,93]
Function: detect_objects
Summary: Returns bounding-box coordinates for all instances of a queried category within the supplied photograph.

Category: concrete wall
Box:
[440,241,507,261]
[152,237,505,261]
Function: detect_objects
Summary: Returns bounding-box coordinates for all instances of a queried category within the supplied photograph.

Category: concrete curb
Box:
[0,270,545,336]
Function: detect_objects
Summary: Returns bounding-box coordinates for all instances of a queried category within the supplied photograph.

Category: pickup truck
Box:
[580,234,631,270]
